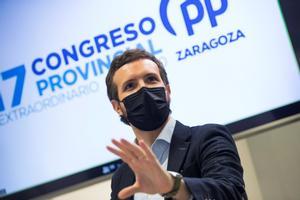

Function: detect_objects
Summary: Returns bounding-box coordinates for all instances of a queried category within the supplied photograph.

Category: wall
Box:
[245,118,300,200]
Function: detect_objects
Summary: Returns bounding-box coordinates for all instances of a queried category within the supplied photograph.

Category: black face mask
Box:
[120,87,170,131]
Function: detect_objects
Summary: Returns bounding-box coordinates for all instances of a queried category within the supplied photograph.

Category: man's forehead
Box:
[113,59,160,85]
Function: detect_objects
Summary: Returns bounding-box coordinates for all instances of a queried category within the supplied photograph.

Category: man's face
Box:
[111,58,170,117]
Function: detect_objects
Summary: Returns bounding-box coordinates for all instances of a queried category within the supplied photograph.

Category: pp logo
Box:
[160,0,228,36]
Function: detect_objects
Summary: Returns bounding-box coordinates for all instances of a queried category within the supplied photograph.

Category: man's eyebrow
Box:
[144,72,159,78]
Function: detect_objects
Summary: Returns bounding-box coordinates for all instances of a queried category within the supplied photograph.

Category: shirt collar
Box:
[154,117,176,144]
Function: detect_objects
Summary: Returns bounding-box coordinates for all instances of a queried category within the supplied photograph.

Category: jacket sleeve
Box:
[110,171,119,200]
[184,124,247,200]
[110,163,134,200]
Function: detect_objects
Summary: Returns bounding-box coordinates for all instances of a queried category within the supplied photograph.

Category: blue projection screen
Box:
[1,0,300,199]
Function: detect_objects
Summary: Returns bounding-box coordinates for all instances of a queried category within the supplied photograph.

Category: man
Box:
[106,49,247,200]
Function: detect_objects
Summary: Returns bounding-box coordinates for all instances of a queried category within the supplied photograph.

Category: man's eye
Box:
[147,76,158,83]
[124,83,134,91]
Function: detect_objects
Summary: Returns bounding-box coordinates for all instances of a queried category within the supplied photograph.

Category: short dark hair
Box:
[105,49,169,101]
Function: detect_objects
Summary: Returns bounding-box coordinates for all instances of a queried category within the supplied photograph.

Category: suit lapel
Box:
[167,121,191,172]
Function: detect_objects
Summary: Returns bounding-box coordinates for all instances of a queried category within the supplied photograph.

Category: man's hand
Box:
[107,139,173,199]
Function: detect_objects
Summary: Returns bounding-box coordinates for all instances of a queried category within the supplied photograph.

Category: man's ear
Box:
[165,84,171,95]
[165,84,171,102]
[111,100,124,116]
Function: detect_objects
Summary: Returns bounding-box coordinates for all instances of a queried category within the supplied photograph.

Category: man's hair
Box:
[105,48,169,101]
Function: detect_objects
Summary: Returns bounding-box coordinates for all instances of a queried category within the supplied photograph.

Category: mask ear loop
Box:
[120,115,130,125]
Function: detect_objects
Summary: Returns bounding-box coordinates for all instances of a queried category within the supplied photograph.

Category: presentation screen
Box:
[1,0,299,199]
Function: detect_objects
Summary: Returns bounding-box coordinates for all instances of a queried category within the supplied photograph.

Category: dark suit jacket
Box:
[110,121,247,200]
